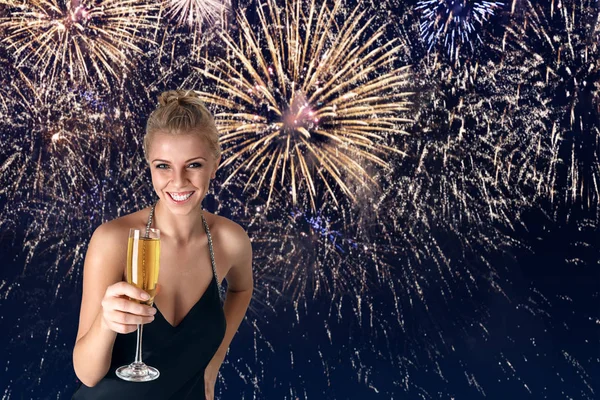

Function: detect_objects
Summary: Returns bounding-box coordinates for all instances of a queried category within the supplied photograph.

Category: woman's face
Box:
[147,132,220,215]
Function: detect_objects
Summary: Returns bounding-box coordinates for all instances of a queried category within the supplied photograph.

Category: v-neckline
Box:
[154,277,215,329]
[145,203,223,328]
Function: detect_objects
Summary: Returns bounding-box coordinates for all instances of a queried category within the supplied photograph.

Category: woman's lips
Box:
[167,191,194,203]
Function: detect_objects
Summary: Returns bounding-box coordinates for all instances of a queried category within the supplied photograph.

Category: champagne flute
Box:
[116,228,161,382]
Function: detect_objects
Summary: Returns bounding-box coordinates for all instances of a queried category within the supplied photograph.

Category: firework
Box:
[348,12,555,338]
[0,26,207,279]
[0,0,159,87]
[163,0,229,31]
[1,77,110,197]
[336,50,577,396]
[0,75,111,272]
[188,0,413,211]
[502,0,600,207]
[415,0,505,62]
[243,193,380,305]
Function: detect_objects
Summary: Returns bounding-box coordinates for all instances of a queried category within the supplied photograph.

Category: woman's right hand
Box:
[100,281,157,334]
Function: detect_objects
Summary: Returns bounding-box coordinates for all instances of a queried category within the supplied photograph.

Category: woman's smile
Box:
[166,191,195,204]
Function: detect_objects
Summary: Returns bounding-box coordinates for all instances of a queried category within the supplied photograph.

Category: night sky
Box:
[0,0,599,398]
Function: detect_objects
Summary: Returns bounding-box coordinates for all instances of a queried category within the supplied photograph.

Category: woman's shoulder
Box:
[204,212,251,254]
[91,207,152,243]
[204,211,253,290]
[204,211,247,238]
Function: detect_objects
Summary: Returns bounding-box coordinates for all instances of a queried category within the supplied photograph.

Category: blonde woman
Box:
[72,90,253,399]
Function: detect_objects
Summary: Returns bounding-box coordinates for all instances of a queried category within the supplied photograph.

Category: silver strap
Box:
[146,202,224,301]
[145,203,155,238]
[201,210,225,300]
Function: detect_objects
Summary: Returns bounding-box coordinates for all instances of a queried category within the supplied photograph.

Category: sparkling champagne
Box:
[126,234,160,305]
[117,227,161,382]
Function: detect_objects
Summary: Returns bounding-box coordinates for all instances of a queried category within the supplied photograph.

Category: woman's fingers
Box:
[102,294,155,316]
[102,309,155,334]
[101,281,157,334]
[113,298,156,316]
[106,281,150,302]
[112,323,141,335]
[109,310,155,325]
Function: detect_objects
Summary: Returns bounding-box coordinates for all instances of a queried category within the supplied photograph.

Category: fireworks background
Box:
[0,0,599,398]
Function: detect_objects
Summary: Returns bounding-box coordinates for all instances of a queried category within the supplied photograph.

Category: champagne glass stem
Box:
[134,324,144,364]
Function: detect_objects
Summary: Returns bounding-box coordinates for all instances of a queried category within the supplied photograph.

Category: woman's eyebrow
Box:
[151,156,207,163]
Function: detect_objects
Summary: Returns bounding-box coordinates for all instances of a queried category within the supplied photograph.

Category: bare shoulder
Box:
[205,212,253,292]
[75,208,151,342]
[95,208,149,237]
[87,208,151,273]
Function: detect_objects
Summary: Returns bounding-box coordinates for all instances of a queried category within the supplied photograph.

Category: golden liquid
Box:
[126,237,160,305]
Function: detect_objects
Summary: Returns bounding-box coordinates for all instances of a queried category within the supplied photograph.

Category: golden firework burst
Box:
[191,0,413,210]
[0,0,159,86]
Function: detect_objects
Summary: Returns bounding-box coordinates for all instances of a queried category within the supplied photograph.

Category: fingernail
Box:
[142,293,150,300]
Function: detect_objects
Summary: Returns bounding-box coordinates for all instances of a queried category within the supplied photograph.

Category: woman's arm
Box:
[212,220,254,364]
[72,223,124,386]
[72,222,154,387]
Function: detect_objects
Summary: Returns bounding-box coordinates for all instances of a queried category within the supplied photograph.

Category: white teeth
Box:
[169,192,193,201]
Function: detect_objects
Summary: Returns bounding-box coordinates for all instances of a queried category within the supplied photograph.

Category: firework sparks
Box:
[0,75,121,273]
[338,47,592,397]
[163,0,229,31]
[416,0,505,62]
[502,0,600,206]
[1,77,111,198]
[0,33,205,280]
[0,0,159,87]
[0,0,596,398]
[246,195,380,305]
[354,13,553,336]
[188,0,413,211]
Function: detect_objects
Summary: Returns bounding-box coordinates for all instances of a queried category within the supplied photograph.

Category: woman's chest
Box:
[122,239,229,326]
[122,239,229,286]
[157,243,227,326]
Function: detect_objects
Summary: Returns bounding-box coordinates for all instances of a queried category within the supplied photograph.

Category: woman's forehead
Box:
[149,132,213,159]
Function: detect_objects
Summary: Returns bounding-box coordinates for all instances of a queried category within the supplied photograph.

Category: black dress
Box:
[72,210,226,399]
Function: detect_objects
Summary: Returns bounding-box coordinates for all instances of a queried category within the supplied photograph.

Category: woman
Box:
[72,90,253,399]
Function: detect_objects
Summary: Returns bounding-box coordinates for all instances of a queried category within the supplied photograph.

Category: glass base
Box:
[116,362,160,382]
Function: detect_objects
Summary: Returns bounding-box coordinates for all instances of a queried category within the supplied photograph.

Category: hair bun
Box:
[145,89,221,160]
[157,90,201,107]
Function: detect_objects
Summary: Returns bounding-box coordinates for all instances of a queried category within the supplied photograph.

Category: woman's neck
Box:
[152,200,204,244]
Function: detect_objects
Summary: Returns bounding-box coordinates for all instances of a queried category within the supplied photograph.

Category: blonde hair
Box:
[144,90,221,160]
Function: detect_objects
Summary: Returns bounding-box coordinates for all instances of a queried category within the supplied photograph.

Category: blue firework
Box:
[416,0,505,60]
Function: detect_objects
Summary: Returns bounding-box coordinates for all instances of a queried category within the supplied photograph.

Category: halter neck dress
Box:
[72,206,227,400]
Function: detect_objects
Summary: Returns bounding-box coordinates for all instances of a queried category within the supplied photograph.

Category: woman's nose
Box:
[172,169,189,187]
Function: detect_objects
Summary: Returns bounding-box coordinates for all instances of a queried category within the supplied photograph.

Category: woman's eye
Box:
[156,164,169,169]
[188,163,202,168]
